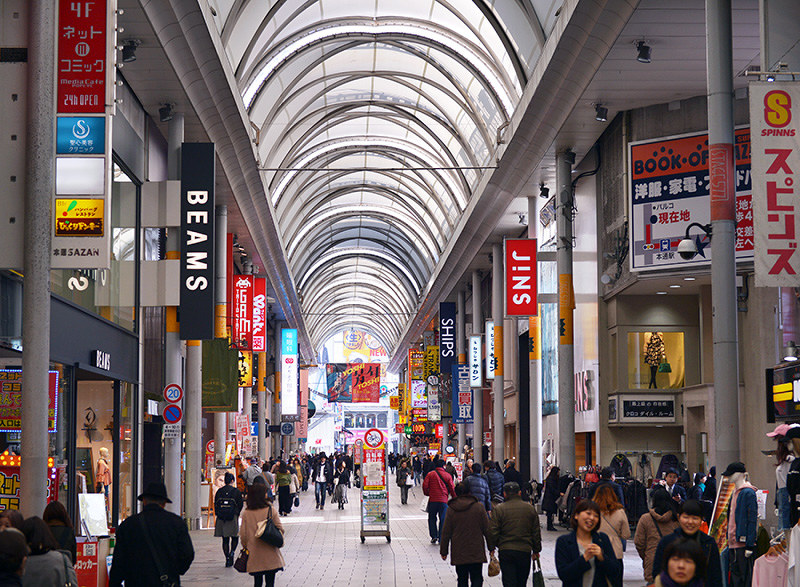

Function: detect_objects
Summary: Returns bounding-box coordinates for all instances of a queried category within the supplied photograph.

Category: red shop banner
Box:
[0,370,59,432]
[251,278,267,352]
[57,0,107,113]
[232,275,253,349]
[505,239,537,316]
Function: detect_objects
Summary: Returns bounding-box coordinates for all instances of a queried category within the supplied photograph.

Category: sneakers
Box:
[430,538,437,544]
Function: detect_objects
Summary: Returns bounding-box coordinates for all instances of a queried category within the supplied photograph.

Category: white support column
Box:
[214,205,228,466]
[492,243,504,465]
[528,195,543,482]
[557,150,575,471]
[184,341,202,528]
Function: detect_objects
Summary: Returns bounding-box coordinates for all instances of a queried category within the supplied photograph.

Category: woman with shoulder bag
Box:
[239,482,285,587]
[594,485,630,562]
[396,459,412,505]
[633,486,679,585]
[21,516,78,586]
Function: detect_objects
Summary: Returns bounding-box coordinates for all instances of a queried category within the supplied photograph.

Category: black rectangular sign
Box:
[439,302,456,373]
[622,399,674,419]
[180,143,216,340]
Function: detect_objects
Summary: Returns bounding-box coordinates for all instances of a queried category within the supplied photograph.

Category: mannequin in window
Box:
[96,447,111,499]
[643,332,665,389]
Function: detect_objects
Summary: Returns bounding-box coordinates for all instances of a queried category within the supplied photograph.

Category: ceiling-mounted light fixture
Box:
[121,39,141,63]
[636,40,651,63]
[595,103,608,122]
[159,103,174,123]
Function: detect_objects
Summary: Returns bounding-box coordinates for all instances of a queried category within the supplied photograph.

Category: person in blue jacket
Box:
[555,499,623,586]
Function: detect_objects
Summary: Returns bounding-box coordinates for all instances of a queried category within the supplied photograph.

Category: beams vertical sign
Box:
[281,329,299,418]
[439,302,456,373]
[505,239,537,316]
[180,143,215,340]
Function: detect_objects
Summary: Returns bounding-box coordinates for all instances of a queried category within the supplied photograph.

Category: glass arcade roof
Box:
[209,0,555,350]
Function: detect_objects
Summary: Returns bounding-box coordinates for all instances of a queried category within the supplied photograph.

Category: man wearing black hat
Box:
[590,467,626,507]
[652,499,722,586]
[109,482,195,586]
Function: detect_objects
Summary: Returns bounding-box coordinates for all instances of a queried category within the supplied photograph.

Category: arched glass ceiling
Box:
[209,0,551,351]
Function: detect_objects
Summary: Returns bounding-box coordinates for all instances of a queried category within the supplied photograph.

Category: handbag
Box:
[137,516,177,587]
[294,494,300,507]
[255,508,284,548]
[419,496,429,512]
[405,476,414,486]
[233,548,249,573]
[487,552,500,577]
[658,361,671,373]
[532,558,545,587]
[62,551,75,587]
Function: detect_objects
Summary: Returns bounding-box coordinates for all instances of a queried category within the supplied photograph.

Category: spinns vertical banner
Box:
[180,143,216,340]
[281,329,299,418]
[439,302,456,373]
[452,363,472,423]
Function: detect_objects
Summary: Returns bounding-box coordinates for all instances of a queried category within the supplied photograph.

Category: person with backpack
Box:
[485,462,505,503]
[215,472,244,567]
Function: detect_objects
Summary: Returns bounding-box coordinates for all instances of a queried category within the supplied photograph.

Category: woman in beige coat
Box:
[633,486,679,584]
[594,484,631,560]
[239,480,285,587]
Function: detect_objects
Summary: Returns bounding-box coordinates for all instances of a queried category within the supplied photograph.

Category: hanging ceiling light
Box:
[636,40,651,63]
[595,103,608,122]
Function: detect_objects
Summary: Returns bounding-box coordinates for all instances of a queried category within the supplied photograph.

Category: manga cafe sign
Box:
[0,370,59,432]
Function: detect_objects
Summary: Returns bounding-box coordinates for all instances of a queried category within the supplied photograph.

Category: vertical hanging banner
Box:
[202,339,238,412]
[423,346,439,380]
[750,82,800,285]
[252,278,267,352]
[408,350,424,380]
[281,329,299,418]
[296,371,308,440]
[469,335,482,388]
[485,321,495,380]
[529,314,541,360]
[226,234,233,324]
[180,143,216,340]
[232,275,253,349]
[452,363,473,423]
[505,239,538,316]
[398,383,407,424]
[439,303,456,373]
[53,0,115,269]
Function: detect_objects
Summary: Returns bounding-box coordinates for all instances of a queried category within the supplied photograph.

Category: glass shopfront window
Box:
[51,164,139,332]
[627,331,685,389]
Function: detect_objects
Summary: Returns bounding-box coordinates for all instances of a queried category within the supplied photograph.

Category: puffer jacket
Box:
[464,473,492,511]
[633,509,679,584]
[423,467,456,503]
[486,469,505,498]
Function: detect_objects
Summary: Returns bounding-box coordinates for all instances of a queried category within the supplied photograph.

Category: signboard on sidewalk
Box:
[360,429,389,539]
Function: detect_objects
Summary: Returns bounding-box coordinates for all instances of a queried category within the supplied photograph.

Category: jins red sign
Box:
[505,239,537,316]
[233,275,253,349]
[57,0,107,113]
[251,278,266,352]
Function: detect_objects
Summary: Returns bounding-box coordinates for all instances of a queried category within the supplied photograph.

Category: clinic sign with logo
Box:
[281,329,299,418]
[750,83,800,286]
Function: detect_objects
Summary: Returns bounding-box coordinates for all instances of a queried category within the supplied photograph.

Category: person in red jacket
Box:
[423,458,456,544]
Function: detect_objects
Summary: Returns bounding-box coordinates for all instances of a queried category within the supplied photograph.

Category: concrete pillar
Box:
[471,270,483,455]
[492,243,504,465]
[184,340,202,528]
[528,195,543,482]
[163,114,184,515]
[456,289,467,455]
[557,150,576,471]
[706,0,740,466]
[20,0,55,518]
[257,352,267,461]
[214,205,228,466]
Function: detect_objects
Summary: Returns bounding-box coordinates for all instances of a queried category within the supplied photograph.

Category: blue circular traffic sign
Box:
[163,404,183,424]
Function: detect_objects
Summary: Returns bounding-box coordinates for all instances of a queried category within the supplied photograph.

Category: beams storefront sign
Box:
[505,239,538,316]
[281,329,299,417]
[439,303,456,373]
[629,129,753,271]
[469,335,482,388]
[252,278,267,352]
[0,370,59,432]
[452,363,472,423]
[750,83,800,285]
[232,275,253,349]
[180,143,216,340]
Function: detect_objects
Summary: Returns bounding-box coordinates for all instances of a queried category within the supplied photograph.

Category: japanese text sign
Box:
[281,329,298,417]
[750,83,800,285]
[629,128,753,270]
[0,370,58,432]
[251,277,267,352]
[452,363,473,423]
[505,239,538,316]
[233,275,253,349]
[408,349,424,380]
[57,0,107,113]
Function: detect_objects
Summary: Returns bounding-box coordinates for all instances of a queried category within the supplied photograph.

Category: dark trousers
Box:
[278,485,292,514]
[729,547,754,587]
[221,536,238,557]
[546,512,555,529]
[455,563,483,586]
[400,485,409,504]
[498,550,531,587]
[251,569,278,587]
[427,501,447,540]
[648,365,658,388]
[315,481,326,506]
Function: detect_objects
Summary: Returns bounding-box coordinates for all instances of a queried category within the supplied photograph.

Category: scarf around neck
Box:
[657,570,704,587]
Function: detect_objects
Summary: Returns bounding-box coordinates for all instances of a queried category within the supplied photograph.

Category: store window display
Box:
[627,332,685,389]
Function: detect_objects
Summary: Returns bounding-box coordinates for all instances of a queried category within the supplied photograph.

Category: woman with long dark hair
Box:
[633,486,679,584]
[239,482,285,587]
[20,516,78,586]
[275,461,293,516]
[542,466,561,531]
[42,501,77,564]
[555,500,623,586]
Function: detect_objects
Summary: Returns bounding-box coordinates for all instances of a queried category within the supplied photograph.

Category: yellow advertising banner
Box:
[409,350,424,380]
[493,325,503,377]
[529,313,541,360]
[423,346,439,379]
[558,274,575,344]
[55,198,104,236]
[390,395,399,410]
[238,350,253,387]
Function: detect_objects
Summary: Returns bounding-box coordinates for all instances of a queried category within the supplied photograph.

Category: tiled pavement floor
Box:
[183,480,649,586]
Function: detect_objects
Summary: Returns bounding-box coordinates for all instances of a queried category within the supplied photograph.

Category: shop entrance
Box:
[72,368,135,533]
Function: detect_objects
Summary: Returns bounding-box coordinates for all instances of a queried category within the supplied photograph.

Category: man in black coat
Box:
[109,482,194,587]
